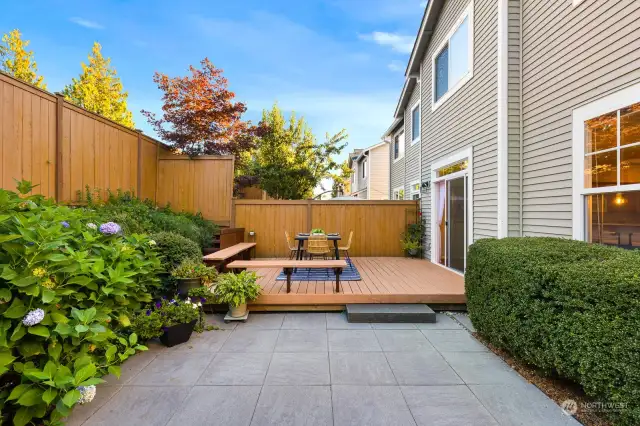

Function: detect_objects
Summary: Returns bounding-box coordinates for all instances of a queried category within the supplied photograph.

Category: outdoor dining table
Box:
[295,233,342,260]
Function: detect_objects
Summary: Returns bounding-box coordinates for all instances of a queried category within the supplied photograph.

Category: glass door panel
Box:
[447,177,466,272]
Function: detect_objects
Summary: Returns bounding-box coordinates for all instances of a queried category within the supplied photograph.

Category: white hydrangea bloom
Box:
[22,309,45,326]
[77,385,96,404]
[87,223,98,230]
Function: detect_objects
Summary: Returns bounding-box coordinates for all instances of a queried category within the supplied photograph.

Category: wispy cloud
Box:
[69,17,104,30]
[358,32,415,54]
[387,60,405,72]
[329,0,426,23]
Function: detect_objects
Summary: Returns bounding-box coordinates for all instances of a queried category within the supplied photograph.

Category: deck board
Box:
[248,257,466,307]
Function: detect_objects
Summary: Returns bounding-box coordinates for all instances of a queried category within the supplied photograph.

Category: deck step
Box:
[346,304,436,323]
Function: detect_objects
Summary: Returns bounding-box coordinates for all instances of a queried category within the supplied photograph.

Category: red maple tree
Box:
[142,58,264,157]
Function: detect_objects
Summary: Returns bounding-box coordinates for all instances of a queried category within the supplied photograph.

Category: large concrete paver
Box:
[266,352,330,385]
[330,352,397,385]
[385,351,463,385]
[251,385,333,426]
[332,385,417,426]
[197,352,271,385]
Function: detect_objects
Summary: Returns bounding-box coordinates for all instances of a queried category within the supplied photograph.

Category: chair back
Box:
[344,231,354,250]
[284,231,297,251]
[307,234,330,255]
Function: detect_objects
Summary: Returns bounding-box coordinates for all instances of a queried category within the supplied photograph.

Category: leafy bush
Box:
[131,298,200,341]
[214,271,261,307]
[171,259,217,283]
[151,232,201,269]
[0,183,160,425]
[466,237,640,425]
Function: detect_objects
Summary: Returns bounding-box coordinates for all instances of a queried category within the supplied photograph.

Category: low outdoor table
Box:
[295,233,341,260]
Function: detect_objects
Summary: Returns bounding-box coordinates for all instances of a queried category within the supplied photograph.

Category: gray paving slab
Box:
[402,385,498,426]
[204,313,238,330]
[237,313,285,329]
[326,312,372,329]
[197,352,272,385]
[266,352,330,385]
[101,344,162,386]
[375,329,435,352]
[251,385,333,426]
[220,329,280,352]
[330,352,397,385]
[440,351,527,385]
[385,351,463,385]
[64,385,122,426]
[370,322,418,329]
[421,329,488,352]
[332,385,417,426]
[281,312,327,329]
[131,352,214,386]
[167,386,261,426]
[83,386,190,426]
[328,329,382,351]
[166,329,231,353]
[451,313,476,332]
[415,313,464,330]
[275,329,328,352]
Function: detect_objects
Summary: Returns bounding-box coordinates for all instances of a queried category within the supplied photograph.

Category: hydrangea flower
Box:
[148,240,157,246]
[61,221,70,228]
[23,308,45,326]
[41,279,56,289]
[87,223,97,230]
[99,222,121,235]
[192,303,198,309]
[77,385,96,404]
[32,267,47,278]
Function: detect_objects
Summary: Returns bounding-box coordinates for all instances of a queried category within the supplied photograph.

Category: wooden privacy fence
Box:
[233,200,419,258]
[0,72,234,225]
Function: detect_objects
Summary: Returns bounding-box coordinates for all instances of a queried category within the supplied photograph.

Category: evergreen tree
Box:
[0,29,47,89]
[63,42,134,127]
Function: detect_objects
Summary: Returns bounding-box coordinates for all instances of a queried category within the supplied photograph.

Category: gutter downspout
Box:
[519,0,524,237]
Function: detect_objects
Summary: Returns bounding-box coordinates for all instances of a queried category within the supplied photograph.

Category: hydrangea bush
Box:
[0,182,162,425]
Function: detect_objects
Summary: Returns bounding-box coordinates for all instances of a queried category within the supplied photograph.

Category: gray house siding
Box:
[420,0,499,257]
[355,157,368,198]
[521,0,640,237]
[389,126,406,198]
[404,85,421,196]
[507,0,521,237]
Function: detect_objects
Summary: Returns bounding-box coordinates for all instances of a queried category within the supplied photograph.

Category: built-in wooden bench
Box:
[203,242,257,271]
[226,260,348,293]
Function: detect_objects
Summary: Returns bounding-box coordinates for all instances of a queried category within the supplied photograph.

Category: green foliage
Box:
[187,285,215,304]
[401,218,425,256]
[331,160,353,197]
[151,232,201,269]
[250,103,348,199]
[0,29,46,89]
[131,299,199,342]
[310,228,325,234]
[171,259,217,283]
[130,310,164,341]
[62,42,134,128]
[466,237,640,425]
[214,271,261,307]
[0,182,158,424]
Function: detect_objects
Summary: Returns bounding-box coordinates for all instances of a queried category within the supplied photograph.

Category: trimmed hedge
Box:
[466,237,640,425]
[151,231,202,269]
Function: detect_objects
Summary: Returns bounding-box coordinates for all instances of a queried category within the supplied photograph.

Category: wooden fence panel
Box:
[233,200,418,257]
[139,137,160,201]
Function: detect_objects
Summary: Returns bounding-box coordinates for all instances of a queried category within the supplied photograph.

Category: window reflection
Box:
[620,102,640,146]
[586,191,640,248]
[585,111,617,153]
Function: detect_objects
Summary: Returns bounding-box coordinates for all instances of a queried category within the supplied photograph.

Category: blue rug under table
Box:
[275,260,361,281]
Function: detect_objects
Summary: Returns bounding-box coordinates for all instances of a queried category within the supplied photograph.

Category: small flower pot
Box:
[160,320,197,347]
[229,303,248,318]
[408,249,419,257]
[176,277,202,295]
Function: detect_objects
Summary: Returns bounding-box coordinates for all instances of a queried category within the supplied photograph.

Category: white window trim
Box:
[431,1,475,112]
[393,130,405,163]
[572,82,640,241]
[409,179,421,199]
[362,159,367,179]
[410,100,421,146]
[392,186,404,200]
[430,147,474,275]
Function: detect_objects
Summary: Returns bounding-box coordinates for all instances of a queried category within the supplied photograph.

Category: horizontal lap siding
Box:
[369,144,390,200]
[508,0,521,236]
[404,85,421,196]
[521,0,640,237]
[420,0,499,258]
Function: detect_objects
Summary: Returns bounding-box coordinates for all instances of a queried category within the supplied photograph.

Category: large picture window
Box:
[432,2,473,109]
[573,87,640,249]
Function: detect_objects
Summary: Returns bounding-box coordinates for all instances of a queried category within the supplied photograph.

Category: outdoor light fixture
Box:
[614,193,627,206]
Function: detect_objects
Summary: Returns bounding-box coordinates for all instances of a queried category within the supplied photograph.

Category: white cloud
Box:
[358,32,415,54]
[69,17,104,30]
[388,60,405,72]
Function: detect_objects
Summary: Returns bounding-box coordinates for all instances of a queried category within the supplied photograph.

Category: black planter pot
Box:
[160,320,197,347]
[177,277,202,295]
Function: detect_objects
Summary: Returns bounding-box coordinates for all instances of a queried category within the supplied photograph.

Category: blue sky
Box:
[2,0,424,163]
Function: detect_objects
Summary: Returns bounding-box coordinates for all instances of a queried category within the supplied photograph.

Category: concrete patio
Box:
[67,312,581,426]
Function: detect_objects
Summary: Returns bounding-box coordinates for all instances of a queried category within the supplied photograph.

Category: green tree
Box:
[0,29,47,89]
[331,160,353,197]
[63,42,134,127]
[251,103,348,199]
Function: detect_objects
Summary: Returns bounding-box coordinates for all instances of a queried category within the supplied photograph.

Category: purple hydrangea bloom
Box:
[61,221,70,228]
[23,308,45,326]
[99,222,122,235]
[146,310,151,316]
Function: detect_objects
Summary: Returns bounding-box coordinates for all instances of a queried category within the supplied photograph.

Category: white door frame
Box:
[430,147,473,274]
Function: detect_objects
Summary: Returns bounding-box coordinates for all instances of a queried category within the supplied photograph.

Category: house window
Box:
[362,159,367,178]
[394,131,405,161]
[410,181,421,200]
[393,187,404,200]
[432,2,473,109]
[574,91,640,249]
[411,103,420,144]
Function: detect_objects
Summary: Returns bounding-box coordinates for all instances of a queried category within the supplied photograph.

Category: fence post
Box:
[55,93,64,202]
[136,129,143,198]
[307,199,312,231]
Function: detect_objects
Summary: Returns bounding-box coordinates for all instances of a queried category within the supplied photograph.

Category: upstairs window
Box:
[362,159,367,178]
[432,2,473,109]
[394,131,405,161]
[411,103,420,144]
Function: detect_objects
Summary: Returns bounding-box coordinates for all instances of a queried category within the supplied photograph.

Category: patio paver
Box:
[220,329,280,353]
[275,329,328,352]
[328,329,381,351]
[266,352,330,385]
[329,352,397,385]
[251,385,333,426]
[131,352,215,386]
[421,329,488,352]
[385,351,463,385]
[281,312,327,329]
[375,329,435,352]
[197,352,271,385]
[332,385,417,426]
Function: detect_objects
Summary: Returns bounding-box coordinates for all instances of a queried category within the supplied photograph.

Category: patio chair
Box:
[307,234,332,260]
[285,231,302,260]
[338,230,353,263]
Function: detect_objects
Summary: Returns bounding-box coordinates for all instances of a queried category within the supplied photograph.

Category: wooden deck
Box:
[248,257,465,308]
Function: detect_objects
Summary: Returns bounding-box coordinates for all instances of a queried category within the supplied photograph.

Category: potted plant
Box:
[132,298,201,347]
[311,228,325,235]
[214,271,261,318]
[401,218,426,258]
[171,259,217,294]
[401,238,421,257]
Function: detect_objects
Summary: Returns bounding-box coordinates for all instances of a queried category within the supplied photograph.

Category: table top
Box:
[295,233,341,241]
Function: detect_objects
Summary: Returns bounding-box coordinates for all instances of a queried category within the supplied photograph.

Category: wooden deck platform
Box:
[248,257,466,309]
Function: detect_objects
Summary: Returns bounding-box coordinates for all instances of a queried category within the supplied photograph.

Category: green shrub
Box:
[0,183,160,425]
[131,298,200,341]
[171,259,218,283]
[214,271,261,307]
[151,231,201,269]
[466,237,640,425]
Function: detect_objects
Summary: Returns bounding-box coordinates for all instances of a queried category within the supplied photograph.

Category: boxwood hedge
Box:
[466,237,640,425]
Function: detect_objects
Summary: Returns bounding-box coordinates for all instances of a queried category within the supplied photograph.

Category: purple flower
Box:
[155,301,162,309]
[162,326,168,331]
[200,297,206,303]
[99,222,121,235]
[170,299,176,304]
[146,310,151,316]
[61,221,70,228]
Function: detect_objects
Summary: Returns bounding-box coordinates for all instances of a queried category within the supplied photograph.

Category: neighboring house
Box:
[384,0,640,274]
[347,143,390,199]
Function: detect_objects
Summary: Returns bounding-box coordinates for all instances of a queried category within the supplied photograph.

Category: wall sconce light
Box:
[614,193,627,206]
